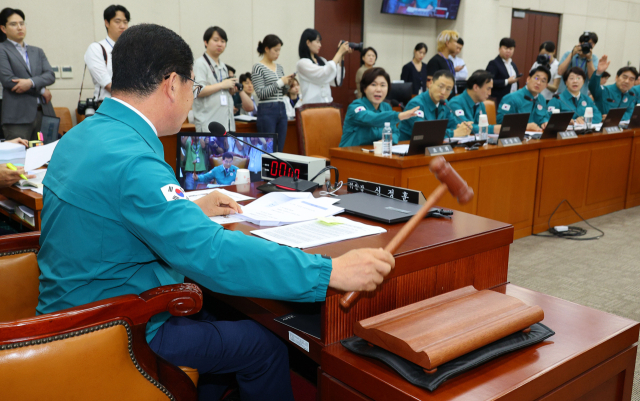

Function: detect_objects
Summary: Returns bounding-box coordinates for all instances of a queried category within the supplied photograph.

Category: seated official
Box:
[588,56,638,121]
[448,70,501,135]
[340,67,419,147]
[193,151,238,185]
[399,70,472,141]
[548,67,602,124]
[497,66,552,131]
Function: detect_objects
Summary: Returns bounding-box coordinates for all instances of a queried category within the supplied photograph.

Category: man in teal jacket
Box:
[37,24,393,401]
[497,65,551,130]
[548,66,602,124]
[398,70,471,141]
[589,56,638,121]
[448,70,502,135]
[193,151,238,185]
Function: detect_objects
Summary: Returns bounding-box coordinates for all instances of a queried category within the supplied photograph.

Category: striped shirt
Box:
[251,63,286,103]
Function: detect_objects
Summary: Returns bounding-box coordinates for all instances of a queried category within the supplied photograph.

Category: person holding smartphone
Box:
[486,38,520,106]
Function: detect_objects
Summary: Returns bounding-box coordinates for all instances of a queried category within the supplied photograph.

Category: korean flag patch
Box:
[501,104,511,111]
[354,106,366,113]
[582,101,587,107]
[415,110,425,118]
[455,109,465,117]
[623,97,628,103]
[548,106,555,112]
[161,184,189,202]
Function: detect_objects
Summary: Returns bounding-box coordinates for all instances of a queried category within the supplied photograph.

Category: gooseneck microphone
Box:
[552,94,576,111]
[207,122,319,192]
[438,99,464,125]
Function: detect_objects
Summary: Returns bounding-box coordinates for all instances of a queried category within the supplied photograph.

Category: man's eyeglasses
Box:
[164,73,203,99]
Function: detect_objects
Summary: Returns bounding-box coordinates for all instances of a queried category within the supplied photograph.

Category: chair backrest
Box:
[484,100,497,125]
[75,109,86,124]
[296,103,343,159]
[54,107,73,135]
[0,232,41,323]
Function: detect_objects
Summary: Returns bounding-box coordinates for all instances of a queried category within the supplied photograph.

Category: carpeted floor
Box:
[508,206,640,399]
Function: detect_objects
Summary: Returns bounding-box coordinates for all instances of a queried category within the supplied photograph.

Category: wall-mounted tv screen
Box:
[381,0,461,20]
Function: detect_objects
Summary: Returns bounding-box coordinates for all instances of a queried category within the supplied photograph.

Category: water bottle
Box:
[382,122,392,157]
[478,114,488,141]
[584,107,593,129]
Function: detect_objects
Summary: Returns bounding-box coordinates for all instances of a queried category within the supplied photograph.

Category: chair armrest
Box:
[0,232,41,255]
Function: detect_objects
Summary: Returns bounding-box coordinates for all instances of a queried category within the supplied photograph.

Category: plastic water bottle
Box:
[478,114,488,141]
[382,122,392,157]
[584,107,593,129]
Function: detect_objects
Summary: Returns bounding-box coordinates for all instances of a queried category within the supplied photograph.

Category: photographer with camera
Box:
[193,26,240,133]
[530,41,560,100]
[557,32,598,97]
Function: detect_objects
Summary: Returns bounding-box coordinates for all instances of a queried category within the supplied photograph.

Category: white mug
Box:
[373,141,383,155]
[235,169,250,185]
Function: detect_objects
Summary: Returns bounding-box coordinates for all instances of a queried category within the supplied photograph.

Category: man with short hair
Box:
[37,24,394,400]
[84,5,129,102]
[486,38,519,107]
[557,32,598,96]
[589,56,638,121]
[530,41,560,100]
[193,151,238,185]
[496,65,551,131]
[448,70,501,135]
[450,37,468,81]
[398,69,471,140]
[0,8,55,140]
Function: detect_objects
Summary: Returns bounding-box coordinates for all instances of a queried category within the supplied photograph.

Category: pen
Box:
[6,163,29,180]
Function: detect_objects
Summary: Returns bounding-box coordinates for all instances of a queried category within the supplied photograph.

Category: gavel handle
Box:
[339,183,449,309]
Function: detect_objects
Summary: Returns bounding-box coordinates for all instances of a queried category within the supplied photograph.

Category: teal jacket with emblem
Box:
[496,87,550,126]
[398,90,457,141]
[196,164,239,185]
[448,91,497,134]
[547,90,602,123]
[340,97,400,147]
[37,98,332,343]
[588,73,637,121]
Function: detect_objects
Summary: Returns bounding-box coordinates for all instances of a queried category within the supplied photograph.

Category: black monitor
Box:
[176,132,278,190]
[601,107,626,129]
[40,115,60,144]
[499,113,529,141]
[386,82,413,107]
[626,105,640,129]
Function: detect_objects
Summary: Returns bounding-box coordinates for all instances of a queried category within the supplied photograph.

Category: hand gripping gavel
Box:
[339,156,474,309]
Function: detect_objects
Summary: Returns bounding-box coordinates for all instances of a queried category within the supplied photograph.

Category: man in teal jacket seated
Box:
[548,66,602,124]
[37,24,394,401]
[340,67,419,147]
[398,70,471,141]
[448,69,502,135]
[496,65,551,131]
[193,151,238,185]
[588,55,638,121]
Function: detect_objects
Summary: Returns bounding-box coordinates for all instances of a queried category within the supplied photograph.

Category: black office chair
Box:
[386,82,413,108]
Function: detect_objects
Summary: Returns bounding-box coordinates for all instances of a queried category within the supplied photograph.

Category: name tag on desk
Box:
[498,137,522,147]
[426,145,454,156]
[557,131,578,139]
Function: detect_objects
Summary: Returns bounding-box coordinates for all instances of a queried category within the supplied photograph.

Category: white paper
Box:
[15,169,46,190]
[210,214,246,225]
[24,140,58,171]
[391,144,409,155]
[251,217,386,248]
[234,115,258,122]
[187,188,254,202]
[445,135,478,144]
[570,123,603,131]
[239,192,343,226]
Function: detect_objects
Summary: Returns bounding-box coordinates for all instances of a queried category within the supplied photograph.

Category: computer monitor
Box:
[499,113,529,141]
[601,107,626,129]
[386,82,413,107]
[40,115,60,144]
[406,120,449,155]
[540,112,574,140]
[624,105,640,129]
[175,132,278,190]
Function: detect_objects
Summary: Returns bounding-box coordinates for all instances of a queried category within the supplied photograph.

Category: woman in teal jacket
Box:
[340,67,419,147]
[548,67,602,124]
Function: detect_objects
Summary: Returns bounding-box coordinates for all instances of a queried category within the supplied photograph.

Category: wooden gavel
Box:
[339,156,474,309]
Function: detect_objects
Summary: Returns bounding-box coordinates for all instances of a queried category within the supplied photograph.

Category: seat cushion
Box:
[0,252,40,322]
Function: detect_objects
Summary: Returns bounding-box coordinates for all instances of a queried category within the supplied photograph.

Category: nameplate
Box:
[604,126,623,134]
[347,178,425,204]
[426,144,454,156]
[498,137,522,147]
[557,131,578,140]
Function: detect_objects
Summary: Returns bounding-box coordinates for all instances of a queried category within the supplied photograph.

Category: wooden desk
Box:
[330,130,636,239]
[320,284,639,401]
[626,128,640,208]
[0,187,42,230]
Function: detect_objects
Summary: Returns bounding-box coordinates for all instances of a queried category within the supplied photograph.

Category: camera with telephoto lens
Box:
[339,40,363,52]
[536,54,551,67]
[224,77,243,92]
[77,98,103,117]
[579,33,593,55]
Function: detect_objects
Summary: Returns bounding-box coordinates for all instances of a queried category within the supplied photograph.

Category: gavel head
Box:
[429,157,474,204]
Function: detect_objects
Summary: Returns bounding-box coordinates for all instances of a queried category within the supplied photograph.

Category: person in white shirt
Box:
[84,5,129,101]
[296,28,351,105]
[529,41,560,101]
[449,37,468,81]
[284,77,301,119]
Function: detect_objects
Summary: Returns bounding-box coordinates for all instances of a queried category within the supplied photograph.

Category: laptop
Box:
[403,120,449,155]
[623,105,640,129]
[40,115,60,144]
[601,107,626,129]
[335,192,424,224]
[539,112,574,140]
[498,113,529,141]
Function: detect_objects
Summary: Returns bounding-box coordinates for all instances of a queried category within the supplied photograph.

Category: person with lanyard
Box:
[448,70,502,136]
[486,38,520,107]
[425,30,459,98]
[400,43,428,95]
[181,136,207,190]
[340,67,419,147]
[557,32,598,97]
[38,24,393,400]
[84,5,129,102]
[496,65,552,131]
[193,151,238,186]
[398,70,472,141]
[588,56,638,121]
[548,67,602,125]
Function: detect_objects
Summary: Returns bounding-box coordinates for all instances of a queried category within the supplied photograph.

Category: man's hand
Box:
[221,78,238,91]
[7,138,29,147]
[453,122,472,137]
[0,164,26,188]
[571,44,582,57]
[11,79,32,94]
[42,88,52,104]
[541,122,548,130]
[575,116,585,125]
[597,55,610,75]
[193,190,243,217]
[192,172,199,181]
[507,75,518,85]
[329,248,395,292]
[526,122,542,132]
[493,124,501,135]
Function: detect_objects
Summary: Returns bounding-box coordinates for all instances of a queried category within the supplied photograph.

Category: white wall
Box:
[11,0,314,123]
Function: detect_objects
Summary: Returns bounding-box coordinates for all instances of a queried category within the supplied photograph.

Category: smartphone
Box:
[516,73,523,78]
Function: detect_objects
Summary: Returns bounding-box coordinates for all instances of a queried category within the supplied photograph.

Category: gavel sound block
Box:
[353,286,544,372]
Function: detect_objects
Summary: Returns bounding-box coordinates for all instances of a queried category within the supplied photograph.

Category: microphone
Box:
[552,94,576,111]
[606,98,616,103]
[207,122,319,192]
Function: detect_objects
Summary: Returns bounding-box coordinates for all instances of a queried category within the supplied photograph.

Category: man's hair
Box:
[360,47,378,66]
[360,67,390,96]
[239,72,252,84]
[562,66,586,83]
[616,66,639,79]
[499,38,516,48]
[221,152,233,160]
[466,70,492,90]
[432,70,455,84]
[457,37,464,46]
[111,24,193,97]
[203,26,227,46]
[104,5,129,23]
[437,30,459,52]
[579,31,598,45]
[539,41,555,53]
[601,71,611,79]
[529,65,551,81]
[0,7,25,26]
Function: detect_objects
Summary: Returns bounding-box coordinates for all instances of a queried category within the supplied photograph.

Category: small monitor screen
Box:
[381,0,461,20]
[176,132,277,190]
[40,116,60,144]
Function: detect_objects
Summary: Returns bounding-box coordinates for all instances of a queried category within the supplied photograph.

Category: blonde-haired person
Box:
[425,30,459,97]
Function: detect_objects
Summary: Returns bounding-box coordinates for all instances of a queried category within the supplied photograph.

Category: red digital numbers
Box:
[269,161,300,179]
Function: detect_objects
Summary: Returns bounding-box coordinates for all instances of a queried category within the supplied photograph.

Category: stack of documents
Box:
[238,192,344,226]
[15,169,46,192]
[186,188,254,203]
[0,142,26,165]
[234,115,257,122]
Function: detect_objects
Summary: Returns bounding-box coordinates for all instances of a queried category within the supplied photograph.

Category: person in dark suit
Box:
[401,42,428,95]
[486,38,519,107]
[0,8,55,141]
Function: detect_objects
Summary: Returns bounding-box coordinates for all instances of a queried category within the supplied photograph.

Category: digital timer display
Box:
[268,160,301,179]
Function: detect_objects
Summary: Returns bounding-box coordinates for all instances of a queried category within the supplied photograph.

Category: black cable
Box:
[532,199,604,240]
[309,166,339,188]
